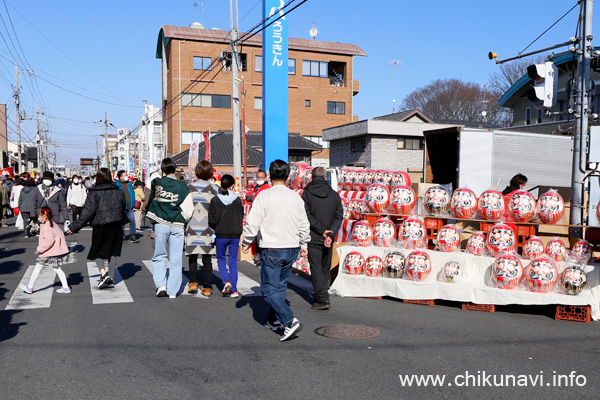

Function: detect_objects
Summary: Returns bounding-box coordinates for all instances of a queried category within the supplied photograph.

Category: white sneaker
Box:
[169,295,176,299]
[280,318,302,342]
[156,286,167,297]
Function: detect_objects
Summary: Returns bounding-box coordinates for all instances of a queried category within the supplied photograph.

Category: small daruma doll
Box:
[366,184,390,213]
[399,217,426,249]
[373,170,386,185]
[390,185,416,215]
[364,255,384,277]
[339,169,349,189]
[343,251,365,275]
[536,190,564,224]
[526,255,559,293]
[302,168,313,188]
[571,239,592,265]
[340,197,350,220]
[436,224,461,252]
[451,187,478,219]
[523,236,545,260]
[545,237,567,262]
[364,170,375,187]
[383,170,395,188]
[508,190,536,222]
[466,231,486,256]
[561,266,587,295]
[423,186,451,215]
[348,199,367,220]
[392,171,411,187]
[288,162,309,190]
[344,169,357,190]
[443,261,463,283]
[478,189,504,221]
[384,251,405,278]
[351,221,374,247]
[352,170,366,191]
[486,223,516,257]
[373,217,396,247]
[492,253,524,289]
[405,250,432,281]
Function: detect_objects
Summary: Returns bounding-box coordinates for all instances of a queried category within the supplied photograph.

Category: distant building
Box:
[156,24,367,166]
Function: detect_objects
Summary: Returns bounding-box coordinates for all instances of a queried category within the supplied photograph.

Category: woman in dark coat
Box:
[67,168,126,289]
[18,176,37,237]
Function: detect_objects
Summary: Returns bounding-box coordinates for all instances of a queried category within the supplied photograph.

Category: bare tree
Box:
[487,55,547,97]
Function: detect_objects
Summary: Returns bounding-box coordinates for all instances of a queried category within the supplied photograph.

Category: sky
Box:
[0,0,591,167]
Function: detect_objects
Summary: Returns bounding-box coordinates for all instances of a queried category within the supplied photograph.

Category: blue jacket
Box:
[115,179,135,211]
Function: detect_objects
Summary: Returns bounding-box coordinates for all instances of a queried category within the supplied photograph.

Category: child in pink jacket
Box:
[20,207,71,294]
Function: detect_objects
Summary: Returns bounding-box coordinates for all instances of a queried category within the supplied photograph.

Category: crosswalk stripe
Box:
[6,264,56,310]
[87,262,134,304]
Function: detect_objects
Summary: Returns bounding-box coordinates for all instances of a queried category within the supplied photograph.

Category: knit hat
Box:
[42,171,54,182]
[0,174,6,181]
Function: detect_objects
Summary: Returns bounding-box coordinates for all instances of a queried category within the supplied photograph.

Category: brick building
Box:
[156,24,366,165]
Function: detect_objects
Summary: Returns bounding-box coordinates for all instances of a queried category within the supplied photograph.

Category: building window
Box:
[305,135,329,149]
[255,55,262,72]
[302,60,328,77]
[526,108,531,125]
[537,109,543,124]
[327,101,345,115]
[222,51,247,71]
[397,137,423,150]
[254,97,262,110]
[288,58,295,75]
[193,56,212,70]
[182,131,208,145]
[305,99,311,107]
[182,93,231,109]
[351,137,366,152]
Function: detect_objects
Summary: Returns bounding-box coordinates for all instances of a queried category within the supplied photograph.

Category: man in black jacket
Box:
[301,167,343,310]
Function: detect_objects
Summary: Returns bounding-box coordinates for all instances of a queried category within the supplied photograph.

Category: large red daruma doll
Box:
[364,255,384,277]
[571,239,592,265]
[399,217,426,249]
[486,223,516,257]
[405,250,432,281]
[545,237,567,262]
[466,231,486,256]
[348,199,367,220]
[351,221,374,247]
[343,251,365,275]
[392,171,411,187]
[436,224,461,252]
[390,185,416,215]
[288,162,310,190]
[523,236,545,260]
[423,186,451,216]
[352,170,366,191]
[373,217,396,247]
[366,184,390,213]
[536,190,564,224]
[526,255,559,293]
[450,187,478,219]
[492,252,524,289]
[508,190,536,222]
[344,169,357,191]
[478,189,505,221]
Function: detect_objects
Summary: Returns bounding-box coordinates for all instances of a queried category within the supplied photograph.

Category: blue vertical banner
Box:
[262,0,289,169]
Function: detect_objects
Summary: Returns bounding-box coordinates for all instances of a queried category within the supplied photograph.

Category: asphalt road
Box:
[1,219,600,400]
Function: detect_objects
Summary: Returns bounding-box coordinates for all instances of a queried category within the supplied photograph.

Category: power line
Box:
[519,2,579,55]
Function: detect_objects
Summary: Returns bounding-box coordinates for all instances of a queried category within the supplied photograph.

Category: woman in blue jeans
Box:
[208,174,244,298]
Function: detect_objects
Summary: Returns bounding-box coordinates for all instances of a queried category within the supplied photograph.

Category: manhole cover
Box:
[314,325,381,340]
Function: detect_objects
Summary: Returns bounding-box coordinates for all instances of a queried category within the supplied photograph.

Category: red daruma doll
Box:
[392,171,411,187]
[466,231,486,256]
[486,223,516,257]
[545,237,567,262]
[288,162,310,189]
[508,190,536,222]
[344,169,357,190]
[343,251,365,275]
[492,253,524,289]
[383,170,394,188]
[366,184,390,213]
[351,221,374,247]
[373,217,396,247]
[405,250,432,281]
[390,185,416,215]
[373,170,386,185]
[451,187,478,219]
[436,224,461,252]
[348,199,367,220]
[523,236,545,260]
[363,170,375,188]
[536,190,564,224]
[364,255,384,277]
[526,255,559,293]
[571,239,592,265]
[399,217,426,249]
[352,170,366,191]
[478,189,504,221]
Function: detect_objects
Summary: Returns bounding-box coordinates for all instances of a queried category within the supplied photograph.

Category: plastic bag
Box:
[523,236,545,260]
[559,266,587,295]
[365,184,390,213]
[383,250,405,278]
[15,212,24,230]
[435,224,461,253]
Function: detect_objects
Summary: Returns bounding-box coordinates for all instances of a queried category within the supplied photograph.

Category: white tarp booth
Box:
[330,245,600,320]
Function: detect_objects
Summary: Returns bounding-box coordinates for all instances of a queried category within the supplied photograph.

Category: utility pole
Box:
[102,112,110,170]
[14,63,21,173]
[36,106,41,171]
[570,0,594,238]
[230,0,241,191]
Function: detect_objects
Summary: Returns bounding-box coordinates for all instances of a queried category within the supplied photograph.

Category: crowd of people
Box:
[1,158,343,342]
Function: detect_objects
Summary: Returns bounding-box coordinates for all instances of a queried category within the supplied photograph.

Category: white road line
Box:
[87,262,133,304]
[6,264,56,310]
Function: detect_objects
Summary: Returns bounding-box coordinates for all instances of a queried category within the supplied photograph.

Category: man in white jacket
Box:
[66,175,87,223]
[242,159,311,342]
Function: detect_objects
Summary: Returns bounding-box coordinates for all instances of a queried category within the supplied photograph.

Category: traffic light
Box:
[526,61,557,109]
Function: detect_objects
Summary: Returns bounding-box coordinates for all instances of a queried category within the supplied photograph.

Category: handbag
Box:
[133,200,142,210]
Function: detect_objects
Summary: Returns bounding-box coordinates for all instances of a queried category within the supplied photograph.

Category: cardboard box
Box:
[330,242,350,283]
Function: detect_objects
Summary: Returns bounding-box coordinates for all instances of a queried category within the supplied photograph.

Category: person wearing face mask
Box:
[115,170,138,243]
[31,171,69,226]
[245,170,270,203]
[67,175,87,223]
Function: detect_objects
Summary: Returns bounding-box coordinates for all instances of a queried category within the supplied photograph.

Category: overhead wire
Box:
[519,2,579,55]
